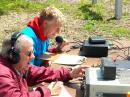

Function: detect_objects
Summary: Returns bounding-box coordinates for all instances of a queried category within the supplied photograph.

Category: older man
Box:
[20,6,67,66]
[0,32,86,97]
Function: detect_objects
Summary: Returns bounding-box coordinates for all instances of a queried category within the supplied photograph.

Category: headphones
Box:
[8,32,23,64]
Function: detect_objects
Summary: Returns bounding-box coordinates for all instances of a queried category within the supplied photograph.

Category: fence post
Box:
[92,0,97,4]
[115,0,122,19]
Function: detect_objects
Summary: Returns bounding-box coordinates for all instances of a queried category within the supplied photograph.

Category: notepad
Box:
[50,81,72,97]
[52,54,86,65]
[51,86,72,97]
[58,86,72,97]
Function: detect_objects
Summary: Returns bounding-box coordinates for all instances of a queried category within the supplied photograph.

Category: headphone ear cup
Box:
[8,48,20,64]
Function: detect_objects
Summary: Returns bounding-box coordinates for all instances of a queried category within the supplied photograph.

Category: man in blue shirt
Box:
[21,6,67,66]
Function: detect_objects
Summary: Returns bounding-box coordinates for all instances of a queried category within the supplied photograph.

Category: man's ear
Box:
[43,20,47,25]
[41,20,48,28]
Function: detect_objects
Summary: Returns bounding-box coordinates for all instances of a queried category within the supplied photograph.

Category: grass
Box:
[80,0,130,38]
[0,0,80,15]
[0,0,130,38]
[84,20,130,38]
[0,0,44,15]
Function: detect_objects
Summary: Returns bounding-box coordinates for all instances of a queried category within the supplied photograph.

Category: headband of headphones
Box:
[11,32,23,48]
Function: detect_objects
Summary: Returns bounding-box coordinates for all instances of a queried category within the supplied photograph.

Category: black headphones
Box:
[8,32,23,64]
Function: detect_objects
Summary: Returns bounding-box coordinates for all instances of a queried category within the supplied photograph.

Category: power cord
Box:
[108,39,130,60]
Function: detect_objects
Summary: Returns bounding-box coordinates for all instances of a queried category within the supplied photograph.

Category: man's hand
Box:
[56,39,69,52]
[70,65,90,78]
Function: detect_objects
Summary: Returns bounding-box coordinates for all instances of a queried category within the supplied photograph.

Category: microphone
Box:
[55,36,63,44]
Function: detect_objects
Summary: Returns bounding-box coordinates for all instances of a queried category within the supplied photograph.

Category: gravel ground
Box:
[0,12,37,47]
[0,12,37,36]
[0,10,89,45]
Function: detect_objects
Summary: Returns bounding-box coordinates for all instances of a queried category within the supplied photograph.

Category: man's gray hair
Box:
[0,34,33,58]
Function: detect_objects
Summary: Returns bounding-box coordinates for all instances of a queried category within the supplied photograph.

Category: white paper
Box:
[51,86,72,97]
[52,54,86,65]
[58,86,72,97]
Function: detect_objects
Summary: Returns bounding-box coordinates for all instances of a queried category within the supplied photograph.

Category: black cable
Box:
[108,39,130,60]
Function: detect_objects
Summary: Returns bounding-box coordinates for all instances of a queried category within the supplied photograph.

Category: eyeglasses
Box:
[26,50,34,57]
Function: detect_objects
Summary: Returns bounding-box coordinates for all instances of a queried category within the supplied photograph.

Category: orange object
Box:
[127,92,130,97]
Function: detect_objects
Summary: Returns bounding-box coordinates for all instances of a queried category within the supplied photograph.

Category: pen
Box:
[52,79,58,88]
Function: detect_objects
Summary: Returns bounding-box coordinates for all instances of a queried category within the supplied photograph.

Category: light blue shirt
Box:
[20,26,49,66]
